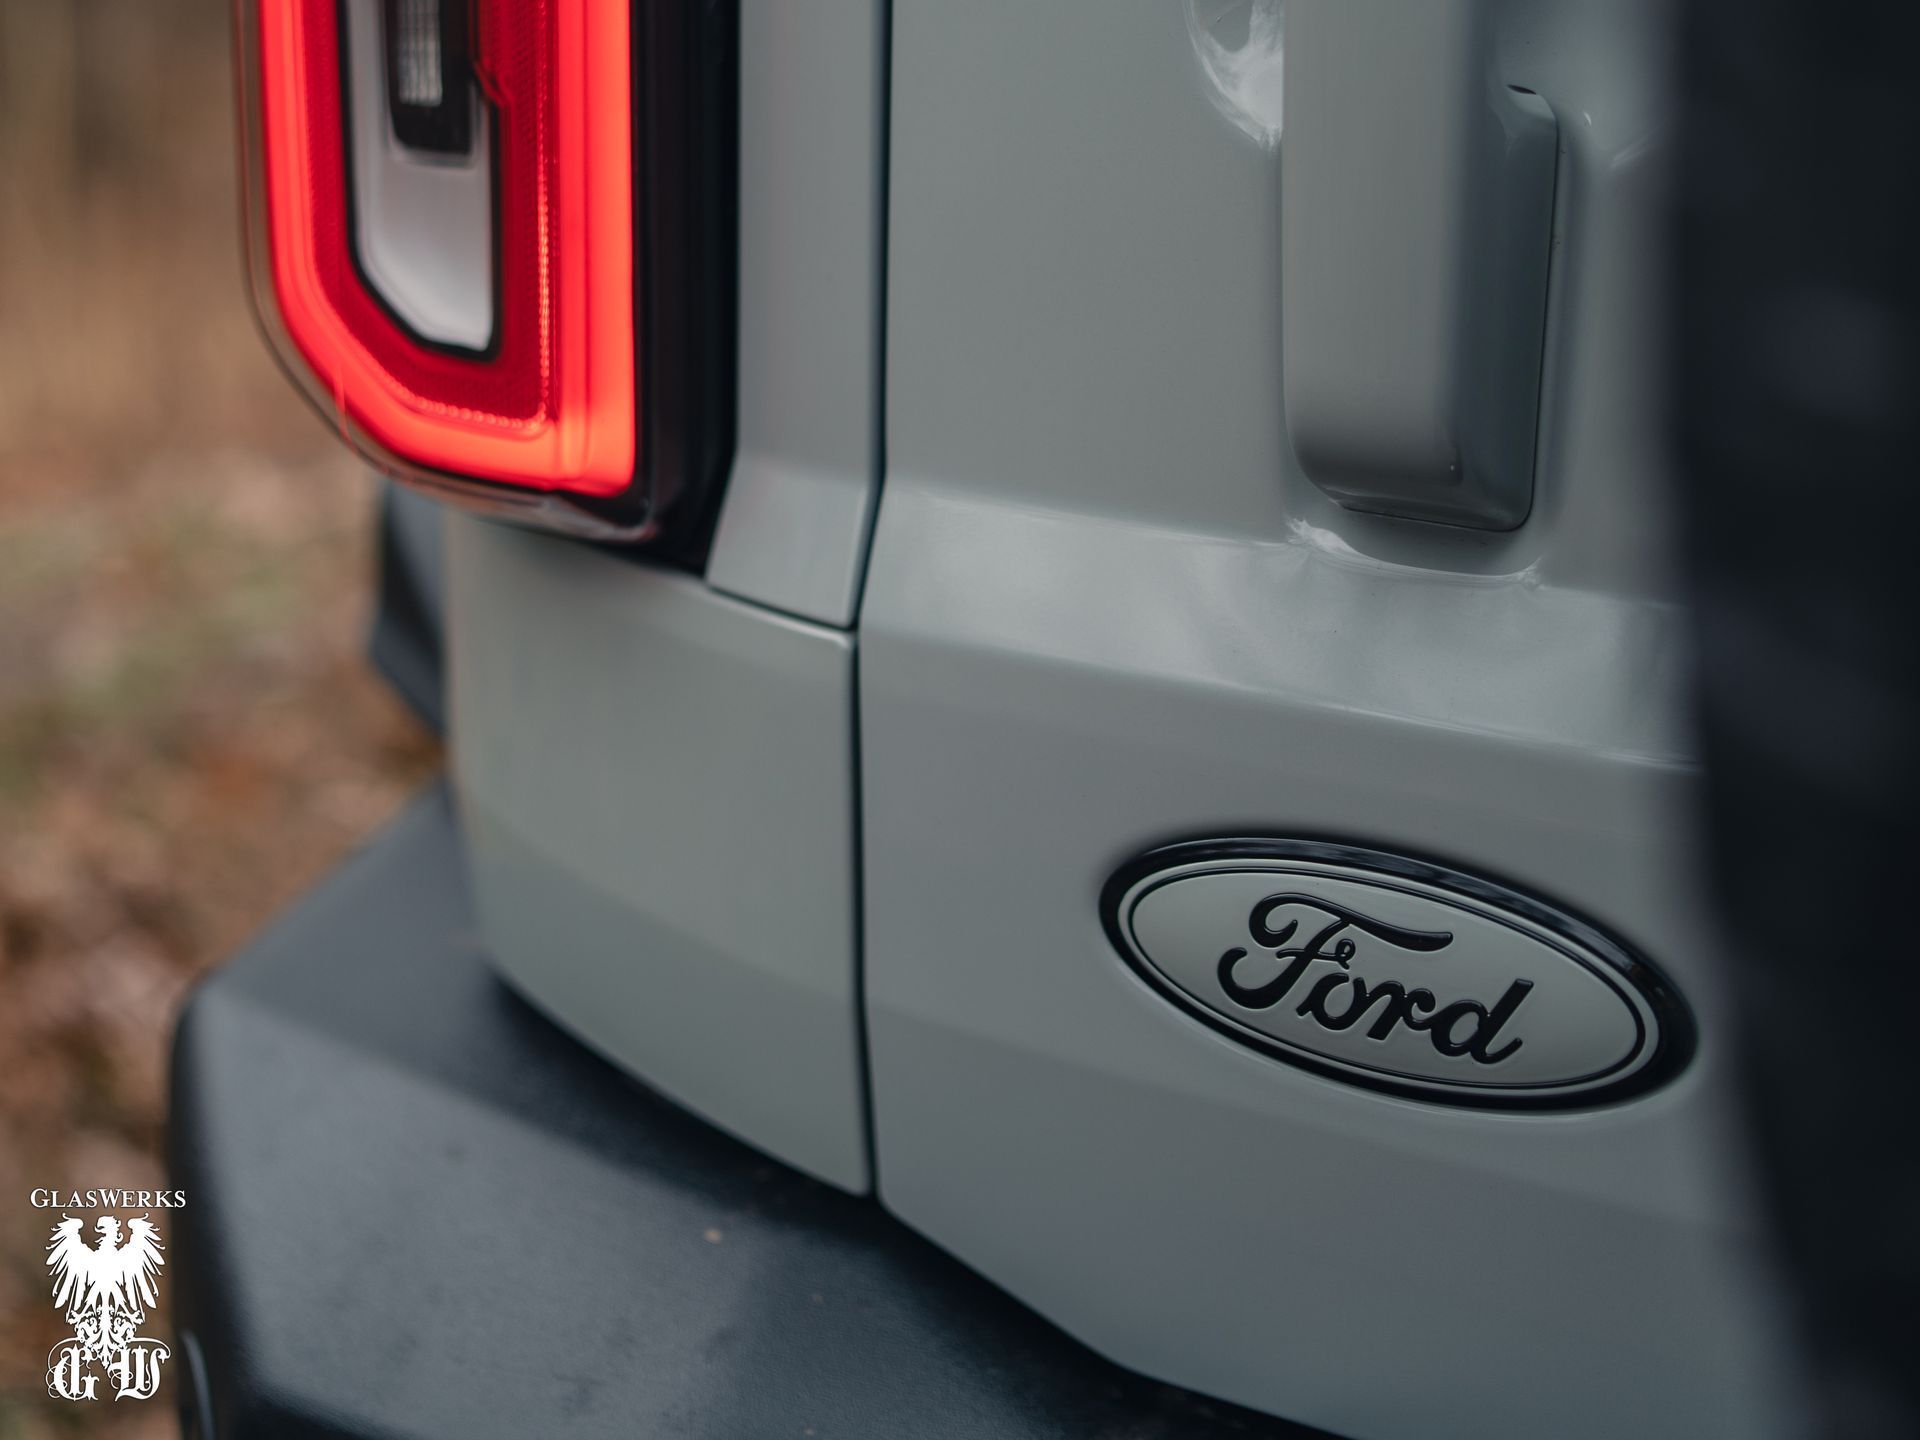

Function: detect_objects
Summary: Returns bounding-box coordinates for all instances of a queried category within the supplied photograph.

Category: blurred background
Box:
[0,2,439,1434]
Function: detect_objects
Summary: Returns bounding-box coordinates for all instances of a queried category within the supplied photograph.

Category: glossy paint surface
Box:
[858,1,1796,1435]
[450,1,1802,1434]
[450,516,868,1190]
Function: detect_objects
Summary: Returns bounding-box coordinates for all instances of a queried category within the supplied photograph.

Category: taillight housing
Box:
[235,0,736,545]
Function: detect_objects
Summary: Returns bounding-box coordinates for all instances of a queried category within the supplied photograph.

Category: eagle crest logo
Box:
[45,1214,171,1402]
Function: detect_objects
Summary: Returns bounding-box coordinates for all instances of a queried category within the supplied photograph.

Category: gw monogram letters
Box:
[38,1198,180,1404]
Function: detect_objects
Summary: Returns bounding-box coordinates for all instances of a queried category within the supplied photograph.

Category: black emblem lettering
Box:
[1217,895,1531,1065]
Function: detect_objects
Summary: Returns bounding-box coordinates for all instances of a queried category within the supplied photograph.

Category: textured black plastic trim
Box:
[1100,835,1696,1112]
[367,483,445,734]
[167,788,1332,1439]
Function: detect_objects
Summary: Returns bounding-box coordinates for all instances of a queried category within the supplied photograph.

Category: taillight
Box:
[235,0,736,545]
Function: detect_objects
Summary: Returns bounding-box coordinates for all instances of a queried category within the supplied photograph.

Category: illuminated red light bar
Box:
[241,0,637,517]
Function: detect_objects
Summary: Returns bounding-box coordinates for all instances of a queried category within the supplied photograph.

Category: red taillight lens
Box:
[241,0,639,524]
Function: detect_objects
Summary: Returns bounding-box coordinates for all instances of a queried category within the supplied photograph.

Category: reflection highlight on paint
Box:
[1185,0,1286,150]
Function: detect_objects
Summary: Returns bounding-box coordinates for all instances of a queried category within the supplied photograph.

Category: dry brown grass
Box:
[0,3,441,1434]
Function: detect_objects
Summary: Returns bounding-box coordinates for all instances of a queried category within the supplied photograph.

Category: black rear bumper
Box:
[169,783,1323,1439]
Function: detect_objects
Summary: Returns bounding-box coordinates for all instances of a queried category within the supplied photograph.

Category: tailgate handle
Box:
[1281,0,1558,531]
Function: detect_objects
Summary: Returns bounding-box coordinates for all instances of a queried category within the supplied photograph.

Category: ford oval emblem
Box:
[1101,839,1693,1109]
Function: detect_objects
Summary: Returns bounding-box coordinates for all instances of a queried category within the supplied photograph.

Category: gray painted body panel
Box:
[859,0,1796,1435]
[447,0,887,1194]
[442,0,1802,1432]
[448,517,867,1191]
[703,0,887,627]
[858,494,1786,1437]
